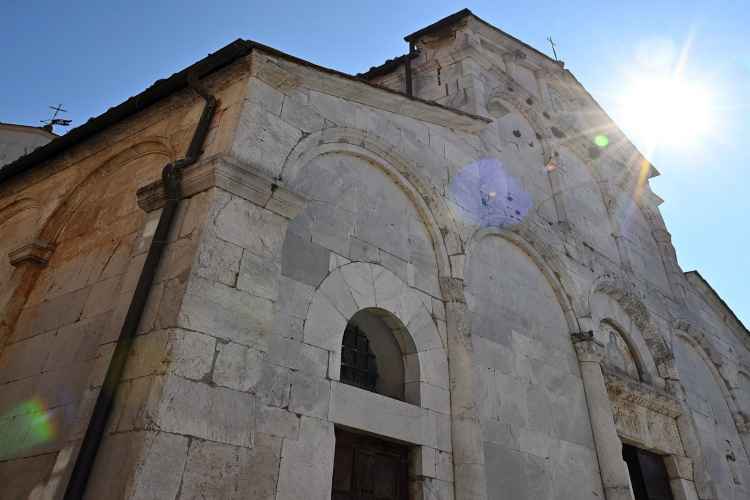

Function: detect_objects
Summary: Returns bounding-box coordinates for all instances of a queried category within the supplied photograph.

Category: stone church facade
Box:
[1,9,748,500]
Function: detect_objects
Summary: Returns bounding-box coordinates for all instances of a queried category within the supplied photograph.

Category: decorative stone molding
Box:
[8,239,55,267]
[656,355,680,381]
[664,455,694,481]
[572,331,605,363]
[589,273,674,373]
[733,412,750,434]
[136,154,306,219]
[605,371,683,418]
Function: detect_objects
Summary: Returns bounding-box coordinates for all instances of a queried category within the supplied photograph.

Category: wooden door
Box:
[332,429,409,500]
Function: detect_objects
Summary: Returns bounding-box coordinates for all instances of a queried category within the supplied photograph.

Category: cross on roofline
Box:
[41,103,72,129]
[547,36,559,61]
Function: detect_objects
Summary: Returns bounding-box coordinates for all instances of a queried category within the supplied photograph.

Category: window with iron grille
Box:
[341,323,378,392]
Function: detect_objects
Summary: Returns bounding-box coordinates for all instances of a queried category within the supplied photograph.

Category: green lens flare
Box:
[0,398,56,456]
[594,134,609,148]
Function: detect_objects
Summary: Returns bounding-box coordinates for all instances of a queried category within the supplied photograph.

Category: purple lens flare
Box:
[449,158,532,228]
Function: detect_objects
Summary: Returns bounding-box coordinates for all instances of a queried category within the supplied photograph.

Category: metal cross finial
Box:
[41,103,72,129]
[49,104,66,120]
[547,36,559,61]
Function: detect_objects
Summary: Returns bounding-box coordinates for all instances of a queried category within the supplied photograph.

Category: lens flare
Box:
[0,397,56,456]
[619,76,713,147]
[449,158,532,228]
[594,135,609,148]
[615,33,719,155]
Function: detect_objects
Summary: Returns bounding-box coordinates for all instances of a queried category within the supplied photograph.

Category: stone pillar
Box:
[667,368,718,500]
[735,413,750,461]
[664,455,700,500]
[572,332,634,500]
[442,277,487,500]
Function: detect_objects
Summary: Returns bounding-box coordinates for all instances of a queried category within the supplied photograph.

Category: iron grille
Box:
[341,323,378,392]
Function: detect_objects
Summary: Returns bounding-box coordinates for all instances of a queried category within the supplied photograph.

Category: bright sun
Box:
[618,74,715,149]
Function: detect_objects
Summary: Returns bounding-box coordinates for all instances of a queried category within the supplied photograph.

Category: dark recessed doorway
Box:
[332,428,410,500]
[622,443,674,500]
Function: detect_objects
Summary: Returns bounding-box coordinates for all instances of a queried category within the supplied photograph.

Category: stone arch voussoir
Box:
[303,262,447,397]
[587,273,674,376]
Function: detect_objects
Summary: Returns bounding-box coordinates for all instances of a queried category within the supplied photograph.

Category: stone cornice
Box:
[136,154,306,220]
[605,371,682,418]
[252,52,491,134]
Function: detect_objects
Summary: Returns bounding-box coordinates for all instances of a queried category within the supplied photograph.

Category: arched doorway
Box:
[334,308,412,500]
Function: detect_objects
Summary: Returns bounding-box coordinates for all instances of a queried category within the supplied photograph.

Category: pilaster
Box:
[572,331,635,500]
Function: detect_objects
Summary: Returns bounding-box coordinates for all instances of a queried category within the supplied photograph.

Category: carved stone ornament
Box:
[8,239,55,267]
[605,371,682,418]
[733,411,750,434]
[572,331,605,363]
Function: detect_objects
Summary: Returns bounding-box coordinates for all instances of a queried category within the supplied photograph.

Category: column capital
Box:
[733,411,750,434]
[8,239,55,267]
[572,331,606,363]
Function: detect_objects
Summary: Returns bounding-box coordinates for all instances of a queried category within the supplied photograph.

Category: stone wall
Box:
[0,61,249,499]
[0,12,748,500]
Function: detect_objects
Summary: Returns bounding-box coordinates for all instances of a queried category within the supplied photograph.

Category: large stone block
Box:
[281,230,330,288]
[153,375,255,447]
[289,372,330,418]
[180,435,281,500]
[211,194,286,260]
[267,335,328,377]
[0,331,54,384]
[29,286,91,340]
[81,275,122,319]
[84,430,187,500]
[276,275,315,319]
[179,276,274,349]
[121,329,170,380]
[43,314,107,371]
[166,329,216,380]
[330,381,436,447]
[36,359,93,408]
[256,405,300,439]
[237,251,281,301]
[232,104,303,177]
[303,292,347,352]
[254,363,292,408]
[0,453,57,500]
[213,341,265,392]
[280,90,327,133]
[127,431,189,500]
[276,417,335,500]
[194,235,243,287]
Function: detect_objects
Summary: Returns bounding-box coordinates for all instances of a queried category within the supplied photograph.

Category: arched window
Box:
[601,320,641,381]
[340,308,406,401]
[341,323,378,392]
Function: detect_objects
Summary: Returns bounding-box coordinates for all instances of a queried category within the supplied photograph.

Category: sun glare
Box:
[619,74,714,148]
[611,34,722,155]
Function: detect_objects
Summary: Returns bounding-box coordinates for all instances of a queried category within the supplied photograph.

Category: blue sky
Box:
[3,1,748,325]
